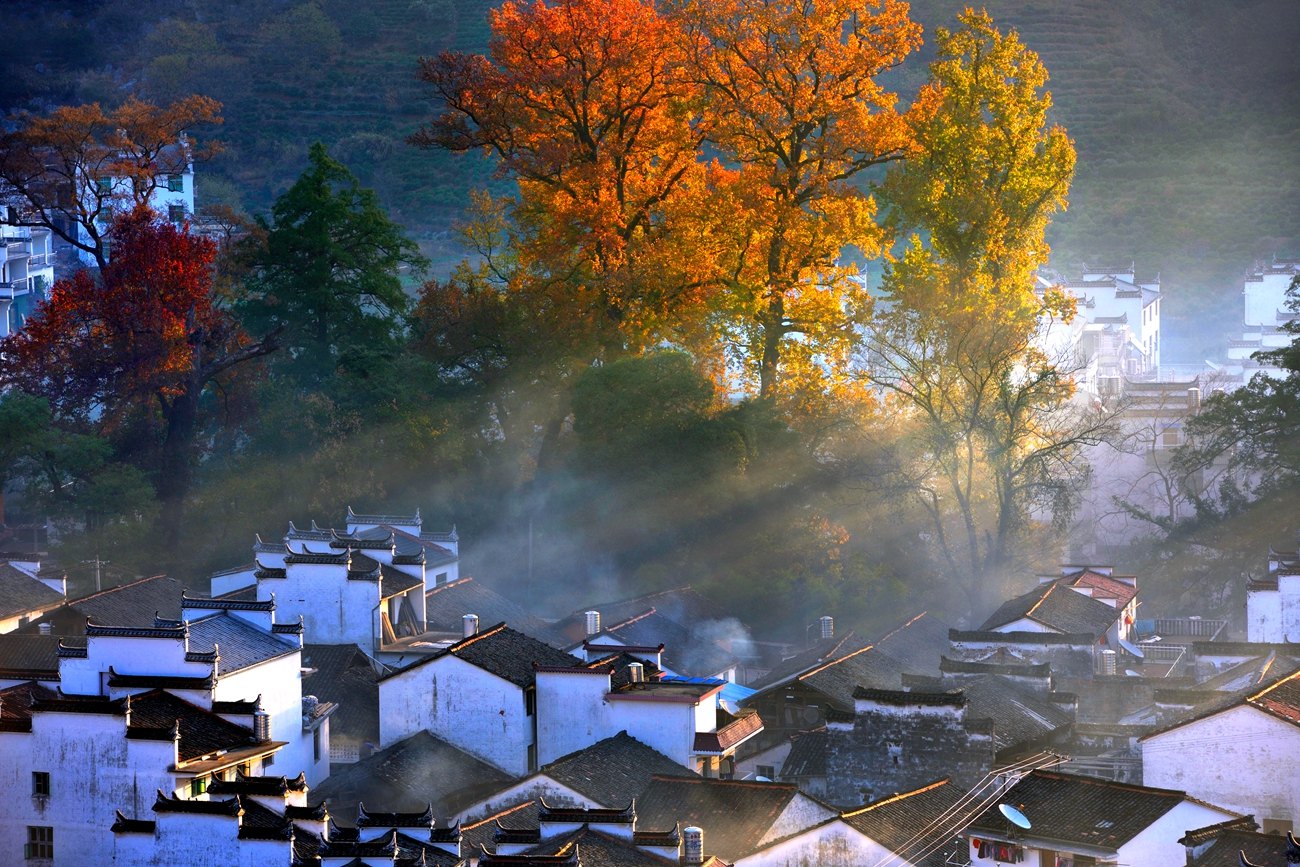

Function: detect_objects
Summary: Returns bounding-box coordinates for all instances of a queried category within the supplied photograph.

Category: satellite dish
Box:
[999,803,1032,830]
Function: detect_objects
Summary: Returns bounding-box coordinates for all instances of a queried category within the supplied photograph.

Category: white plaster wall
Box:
[734,739,792,781]
[1279,574,1300,643]
[1245,271,1294,327]
[214,653,326,786]
[759,794,837,846]
[1120,800,1237,867]
[735,821,895,867]
[0,713,177,865]
[605,698,696,768]
[535,671,612,767]
[454,777,596,824]
[1143,705,1300,825]
[993,618,1054,634]
[262,563,378,649]
[378,655,531,775]
[1248,588,1283,642]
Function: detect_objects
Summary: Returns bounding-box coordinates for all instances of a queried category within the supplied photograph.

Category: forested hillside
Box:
[4,0,1296,358]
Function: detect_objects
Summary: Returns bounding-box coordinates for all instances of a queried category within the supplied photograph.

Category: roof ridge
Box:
[426,576,473,595]
[798,642,878,681]
[1031,769,1186,798]
[68,573,170,605]
[461,800,537,831]
[841,778,951,818]
[607,608,659,631]
[648,773,795,791]
[1247,666,1300,702]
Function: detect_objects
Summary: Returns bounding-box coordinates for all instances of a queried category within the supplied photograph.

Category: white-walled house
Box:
[1247,538,1300,643]
[210,508,460,658]
[377,623,581,776]
[74,141,196,266]
[1142,668,1300,834]
[962,770,1238,867]
[733,778,965,867]
[0,593,332,865]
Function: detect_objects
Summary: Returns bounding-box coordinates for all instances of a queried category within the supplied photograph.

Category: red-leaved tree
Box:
[0,206,278,534]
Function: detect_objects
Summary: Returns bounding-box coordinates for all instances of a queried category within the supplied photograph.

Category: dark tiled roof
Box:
[520,826,675,866]
[968,770,1205,852]
[127,689,257,762]
[0,634,64,676]
[788,645,909,710]
[186,613,298,675]
[636,775,803,861]
[208,769,308,797]
[1188,829,1294,866]
[957,676,1073,751]
[424,578,543,635]
[842,778,966,858]
[552,587,729,645]
[1144,668,1300,739]
[979,581,1120,636]
[540,731,694,807]
[310,730,514,820]
[872,610,951,676]
[0,680,56,728]
[780,728,827,779]
[461,801,540,855]
[70,574,183,626]
[749,631,874,690]
[0,562,63,619]
[302,644,380,747]
[379,565,425,596]
[384,624,581,689]
[9,575,185,639]
[321,828,462,865]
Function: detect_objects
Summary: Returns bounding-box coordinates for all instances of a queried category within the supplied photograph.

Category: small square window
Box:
[31,772,49,798]
[96,177,112,193]
[756,764,775,779]
[25,826,53,859]
[263,751,275,768]
[168,204,186,224]
[190,776,207,797]
[167,174,184,192]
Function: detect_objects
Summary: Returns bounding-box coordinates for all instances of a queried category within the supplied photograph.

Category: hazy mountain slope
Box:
[4,0,1297,358]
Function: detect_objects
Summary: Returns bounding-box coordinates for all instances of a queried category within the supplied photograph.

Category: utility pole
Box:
[82,556,108,592]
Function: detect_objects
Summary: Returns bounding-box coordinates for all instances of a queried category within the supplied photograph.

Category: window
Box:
[25,826,53,860]
[263,751,275,768]
[756,764,775,780]
[313,727,322,762]
[167,174,184,192]
[190,776,208,797]
[31,772,49,798]
[435,571,448,585]
[527,743,537,773]
[168,204,186,224]
[96,177,112,193]
[524,687,536,717]
[239,761,252,776]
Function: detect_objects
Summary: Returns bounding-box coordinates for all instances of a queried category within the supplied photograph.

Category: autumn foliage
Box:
[0,206,274,524]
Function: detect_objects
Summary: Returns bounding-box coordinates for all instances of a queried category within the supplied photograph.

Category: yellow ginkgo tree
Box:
[866,9,1115,610]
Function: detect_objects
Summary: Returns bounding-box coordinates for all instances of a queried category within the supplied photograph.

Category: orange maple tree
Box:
[0,206,276,525]
[669,0,923,398]
[413,0,714,356]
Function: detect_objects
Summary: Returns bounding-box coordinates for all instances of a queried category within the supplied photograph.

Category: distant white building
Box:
[1246,535,1300,643]
[76,141,196,266]
[0,218,55,338]
[0,592,331,865]
[1035,263,1163,394]
[1221,257,1299,382]
[0,560,65,634]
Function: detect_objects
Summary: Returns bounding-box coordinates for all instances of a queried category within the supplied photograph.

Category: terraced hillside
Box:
[4,0,1298,358]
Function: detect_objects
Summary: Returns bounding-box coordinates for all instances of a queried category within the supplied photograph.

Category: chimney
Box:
[463,614,479,638]
[38,622,52,636]
[628,662,644,684]
[1187,387,1201,413]
[253,708,272,743]
[585,610,601,637]
[819,616,834,640]
[683,826,704,865]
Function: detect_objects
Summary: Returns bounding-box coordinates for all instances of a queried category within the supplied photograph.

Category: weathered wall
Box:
[1143,705,1300,827]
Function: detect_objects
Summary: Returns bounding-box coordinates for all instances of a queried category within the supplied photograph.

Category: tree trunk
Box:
[156,385,200,546]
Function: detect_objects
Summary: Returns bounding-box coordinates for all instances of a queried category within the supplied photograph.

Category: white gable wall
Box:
[378,654,532,776]
[1143,705,1300,827]
[1119,799,1238,866]
[734,820,900,867]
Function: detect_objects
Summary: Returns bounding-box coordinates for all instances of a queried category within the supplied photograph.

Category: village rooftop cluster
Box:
[0,507,1298,865]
